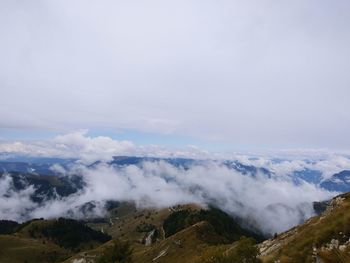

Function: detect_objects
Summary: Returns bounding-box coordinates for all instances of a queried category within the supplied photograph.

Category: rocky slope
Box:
[258,192,350,262]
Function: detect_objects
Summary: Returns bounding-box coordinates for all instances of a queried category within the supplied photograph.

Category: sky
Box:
[1,0,350,151]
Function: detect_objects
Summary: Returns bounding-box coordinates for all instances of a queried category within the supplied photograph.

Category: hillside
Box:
[3,193,350,262]
[259,192,350,263]
[0,218,111,263]
[60,203,264,263]
[0,234,69,263]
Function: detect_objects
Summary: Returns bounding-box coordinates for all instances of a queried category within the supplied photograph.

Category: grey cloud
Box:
[0,1,350,148]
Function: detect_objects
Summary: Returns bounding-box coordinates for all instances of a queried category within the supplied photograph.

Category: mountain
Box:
[292,169,323,185]
[288,168,350,193]
[0,172,85,203]
[0,157,75,175]
[222,160,271,177]
[1,155,273,181]
[1,192,350,262]
[0,203,264,263]
[1,156,350,262]
[0,218,111,263]
[320,170,350,193]
[110,156,198,168]
[61,202,266,263]
[4,155,350,194]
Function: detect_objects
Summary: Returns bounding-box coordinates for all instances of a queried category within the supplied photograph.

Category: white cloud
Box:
[53,130,135,162]
[0,160,336,235]
[0,174,37,221]
[0,131,135,163]
[0,133,349,235]
[0,131,215,162]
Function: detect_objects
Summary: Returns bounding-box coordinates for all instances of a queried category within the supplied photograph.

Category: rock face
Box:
[259,227,298,257]
[318,196,345,223]
[145,229,156,246]
[258,192,350,262]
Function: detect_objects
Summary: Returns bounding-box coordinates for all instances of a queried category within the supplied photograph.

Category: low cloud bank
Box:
[0,131,212,162]
[0,160,335,235]
[0,132,348,235]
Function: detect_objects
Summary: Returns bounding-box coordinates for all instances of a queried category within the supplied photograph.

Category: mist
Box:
[0,159,335,235]
[0,132,348,235]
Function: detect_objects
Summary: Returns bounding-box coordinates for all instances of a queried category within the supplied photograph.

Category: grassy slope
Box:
[0,203,203,263]
[64,204,261,263]
[133,221,229,263]
[0,235,70,263]
[16,219,110,251]
[12,196,346,263]
[63,221,229,263]
[64,204,204,262]
[88,203,201,242]
[0,218,112,263]
[259,192,350,263]
[0,220,72,263]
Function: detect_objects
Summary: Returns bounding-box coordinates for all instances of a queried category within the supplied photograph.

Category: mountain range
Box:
[1,156,350,262]
[1,156,350,194]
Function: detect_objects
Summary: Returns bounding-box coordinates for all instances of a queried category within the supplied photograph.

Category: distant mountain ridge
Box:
[320,170,350,192]
[2,156,350,194]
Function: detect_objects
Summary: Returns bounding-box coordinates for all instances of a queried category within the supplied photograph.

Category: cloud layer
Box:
[0,160,336,235]
[0,132,349,235]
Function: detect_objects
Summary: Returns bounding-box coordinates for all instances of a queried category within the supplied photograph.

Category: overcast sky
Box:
[1,0,350,150]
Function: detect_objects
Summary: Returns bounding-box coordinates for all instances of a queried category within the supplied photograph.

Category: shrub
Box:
[163,207,263,243]
[98,239,133,263]
[40,218,111,250]
[0,220,19,234]
[195,237,260,263]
